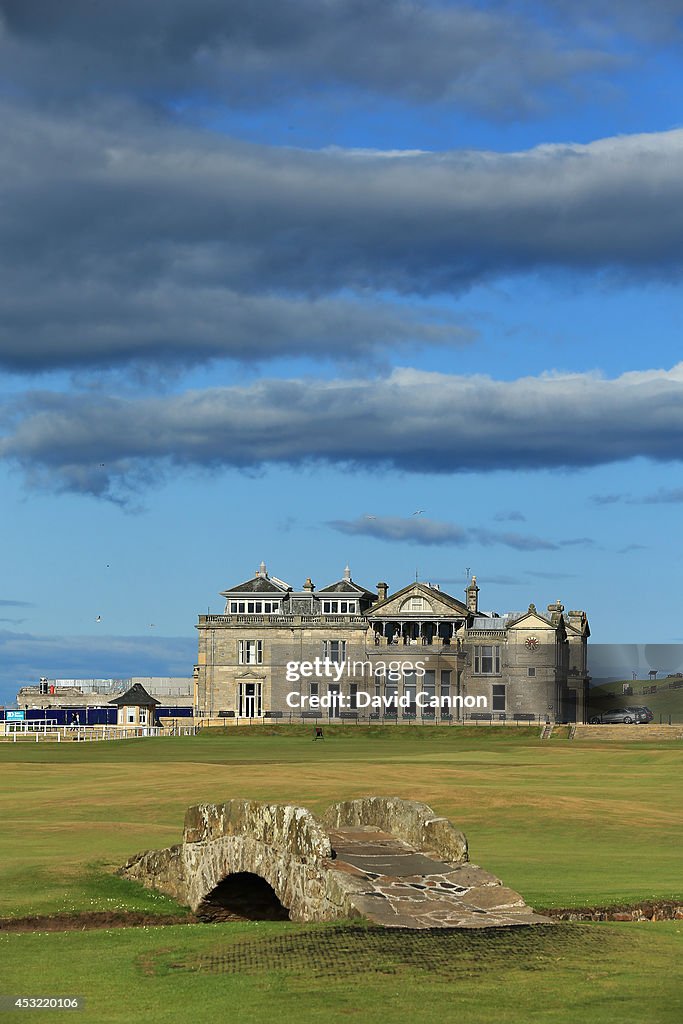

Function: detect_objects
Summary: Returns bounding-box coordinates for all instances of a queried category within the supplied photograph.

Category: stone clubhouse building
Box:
[194,563,590,723]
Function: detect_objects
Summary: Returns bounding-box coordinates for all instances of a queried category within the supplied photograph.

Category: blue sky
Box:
[1,1,683,702]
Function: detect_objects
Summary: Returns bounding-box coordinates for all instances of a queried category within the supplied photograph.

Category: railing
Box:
[0,723,196,742]
[195,712,550,727]
[368,639,460,650]
[200,614,368,625]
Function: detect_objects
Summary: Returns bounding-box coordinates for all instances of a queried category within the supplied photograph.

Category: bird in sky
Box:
[95,615,102,622]
[413,510,425,516]
[364,514,377,519]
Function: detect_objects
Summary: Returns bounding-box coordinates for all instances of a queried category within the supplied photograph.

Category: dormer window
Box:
[322,601,357,614]
[228,600,281,614]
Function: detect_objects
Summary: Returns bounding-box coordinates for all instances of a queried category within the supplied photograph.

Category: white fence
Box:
[0,721,196,742]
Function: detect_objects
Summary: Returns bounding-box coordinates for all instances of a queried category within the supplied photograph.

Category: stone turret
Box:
[465,576,479,614]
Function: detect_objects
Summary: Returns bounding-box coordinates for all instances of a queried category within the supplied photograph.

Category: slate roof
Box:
[470,616,508,631]
[108,683,160,707]
[318,579,376,597]
[221,576,290,595]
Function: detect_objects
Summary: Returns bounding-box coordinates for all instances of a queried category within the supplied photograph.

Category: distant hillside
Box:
[588,677,683,723]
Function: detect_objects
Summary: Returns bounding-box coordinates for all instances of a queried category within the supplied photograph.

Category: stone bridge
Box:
[119,797,550,929]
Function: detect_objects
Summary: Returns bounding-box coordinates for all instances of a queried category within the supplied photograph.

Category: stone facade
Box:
[195,563,590,723]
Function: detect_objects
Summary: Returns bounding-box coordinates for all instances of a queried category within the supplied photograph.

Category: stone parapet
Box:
[323,796,468,864]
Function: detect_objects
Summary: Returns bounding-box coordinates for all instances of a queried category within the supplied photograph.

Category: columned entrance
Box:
[372,620,461,646]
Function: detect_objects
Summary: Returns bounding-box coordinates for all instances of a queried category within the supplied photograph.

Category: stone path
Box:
[327,826,551,929]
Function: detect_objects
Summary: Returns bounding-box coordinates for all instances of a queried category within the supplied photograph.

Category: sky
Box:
[1,1,683,703]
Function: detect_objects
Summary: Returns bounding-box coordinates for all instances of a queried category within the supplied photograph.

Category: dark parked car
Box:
[589,707,650,725]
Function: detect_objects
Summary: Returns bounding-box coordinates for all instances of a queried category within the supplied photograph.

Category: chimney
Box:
[465,576,479,614]
[303,577,315,592]
[547,599,564,625]
[377,582,388,601]
[568,609,585,632]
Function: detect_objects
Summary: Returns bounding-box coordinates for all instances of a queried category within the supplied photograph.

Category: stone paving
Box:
[327,826,551,929]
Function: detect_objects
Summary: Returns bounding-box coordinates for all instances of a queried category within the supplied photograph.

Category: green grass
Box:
[0,728,681,915]
[589,678,683,722]
[1,921,681,1024]
[1,728,682,1023]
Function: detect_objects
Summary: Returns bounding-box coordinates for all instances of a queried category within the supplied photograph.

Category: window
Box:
[328,684,341,714]
[492,684,506,712]
[403,675,417,716]
[440,670,451,689]
[322,601,356,614]
[401,596,432,612]
[527,666,536,677]
[473,645,501,674]
[229,601,280,614]
[350,684,358,710]
[421,672,436,717]
[238,639,263,665]
[310,682,319,698]
[323,640,347,661]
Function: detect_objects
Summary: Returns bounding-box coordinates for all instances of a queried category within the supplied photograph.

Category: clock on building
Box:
[525,636,539,651]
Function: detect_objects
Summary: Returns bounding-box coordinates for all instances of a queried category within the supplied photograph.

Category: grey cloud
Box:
[431,574,523,586]
[590,493,623,505]
[493,510,526,522]
[475,575,523,586]
[638,488,683,503]
[2,105,683,373]
[328,517,583,552]
[0,598,34,607]
[527,571,578,579]
[0,628,196,703]
[0,1,623,116]
[329,517,469,546]
[0,276,471,373]
[544,1,683,44]
[2,365,683,500]
[592,487,683,504]
[474,529,560,551]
